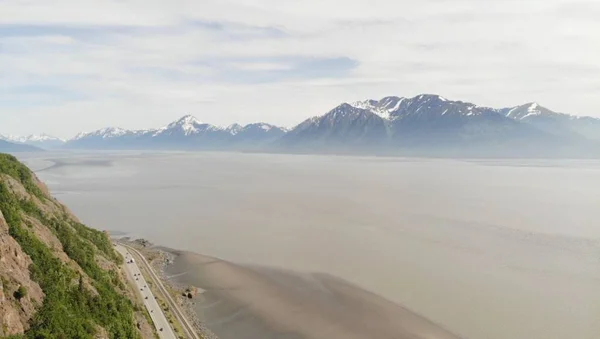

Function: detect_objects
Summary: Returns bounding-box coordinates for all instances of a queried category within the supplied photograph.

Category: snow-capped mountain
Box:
[152,115,225,138]
[281,103,388,150]
[501,103,600,140]
[48,95,600,156]
[351,97,404,120]
[380,94,524,145]
[5,134,63,143]
[226,124,243,135]
[504,102,556,120]
[284,94,594,155]
[64,115,288,150]
[293,95,521,148]
[351,94,498,121]
[145,115,231,149]
[231,123,287,145]
[349,94,600,143]
[72,127,130,140]
[66,127,143,149]
[0,134,64,149]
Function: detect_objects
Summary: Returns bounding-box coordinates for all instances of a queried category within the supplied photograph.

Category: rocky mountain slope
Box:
[283,95,595,155]
[280,103,388,151]
[352,94,527,145]
[349,94,596,145]
[0,154,142,338]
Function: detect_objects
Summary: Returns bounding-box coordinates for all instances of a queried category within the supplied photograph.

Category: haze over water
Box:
[24,152,600,339]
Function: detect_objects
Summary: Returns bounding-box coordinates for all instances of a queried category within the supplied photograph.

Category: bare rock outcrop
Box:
[0,210,44,337]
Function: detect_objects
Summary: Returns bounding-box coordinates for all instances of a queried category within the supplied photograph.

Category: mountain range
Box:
[3,94,600,156]
[0,134,63,151]
[0,139,42,152]
[64,116,287,150]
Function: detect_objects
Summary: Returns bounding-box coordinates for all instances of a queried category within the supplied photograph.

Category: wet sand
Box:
[164,250,461,339]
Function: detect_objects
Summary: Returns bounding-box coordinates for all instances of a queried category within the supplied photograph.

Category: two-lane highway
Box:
[116,244,177,339]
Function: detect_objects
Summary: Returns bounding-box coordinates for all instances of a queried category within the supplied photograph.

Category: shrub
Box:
[14,286,27,300]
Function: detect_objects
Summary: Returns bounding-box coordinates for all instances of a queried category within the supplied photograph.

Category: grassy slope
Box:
[0,154,139,339]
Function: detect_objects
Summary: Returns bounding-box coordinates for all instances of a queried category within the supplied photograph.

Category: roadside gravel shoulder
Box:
[127,241,219,339]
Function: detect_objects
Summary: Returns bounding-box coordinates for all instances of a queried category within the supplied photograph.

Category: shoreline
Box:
[42,153,600,339]
[121,238,219,339]
[121,238,462,339]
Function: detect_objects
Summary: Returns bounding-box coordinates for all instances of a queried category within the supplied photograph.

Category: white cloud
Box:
[1,0,600,137]
[227,62,293,71]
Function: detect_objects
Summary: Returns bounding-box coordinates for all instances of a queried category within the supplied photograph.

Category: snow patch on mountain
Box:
[259,123,273,131]
[503,102,583,121]
[351,98,400,120]
[0,134,64,143]
[226,124,243,135]
[351,94,469,120]
[167,115,204,135]
[151,114,227,137]
[327,103,370,120]
[73,127,129,140]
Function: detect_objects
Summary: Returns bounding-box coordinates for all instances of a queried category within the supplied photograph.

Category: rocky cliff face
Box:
[0,154,140,338]
[0,208,44,336]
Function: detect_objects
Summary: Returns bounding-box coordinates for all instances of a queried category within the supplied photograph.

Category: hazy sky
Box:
[2,0,600,138]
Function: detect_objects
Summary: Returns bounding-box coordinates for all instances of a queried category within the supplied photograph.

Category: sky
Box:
[1,0,600,138]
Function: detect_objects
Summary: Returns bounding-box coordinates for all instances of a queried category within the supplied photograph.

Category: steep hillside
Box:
[0,154,140,338]
[280,103,388,151]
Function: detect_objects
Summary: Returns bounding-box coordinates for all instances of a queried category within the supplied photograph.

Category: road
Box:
[119,243,201,339]
[116,244,178,339]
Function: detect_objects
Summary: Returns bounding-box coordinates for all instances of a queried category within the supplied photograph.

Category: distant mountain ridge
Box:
[343,95,599,155]
[6,94,600,156]
[0,139,42,152]
[500,102,600,140]
[64,115,287,150]
[0,134,63,149]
